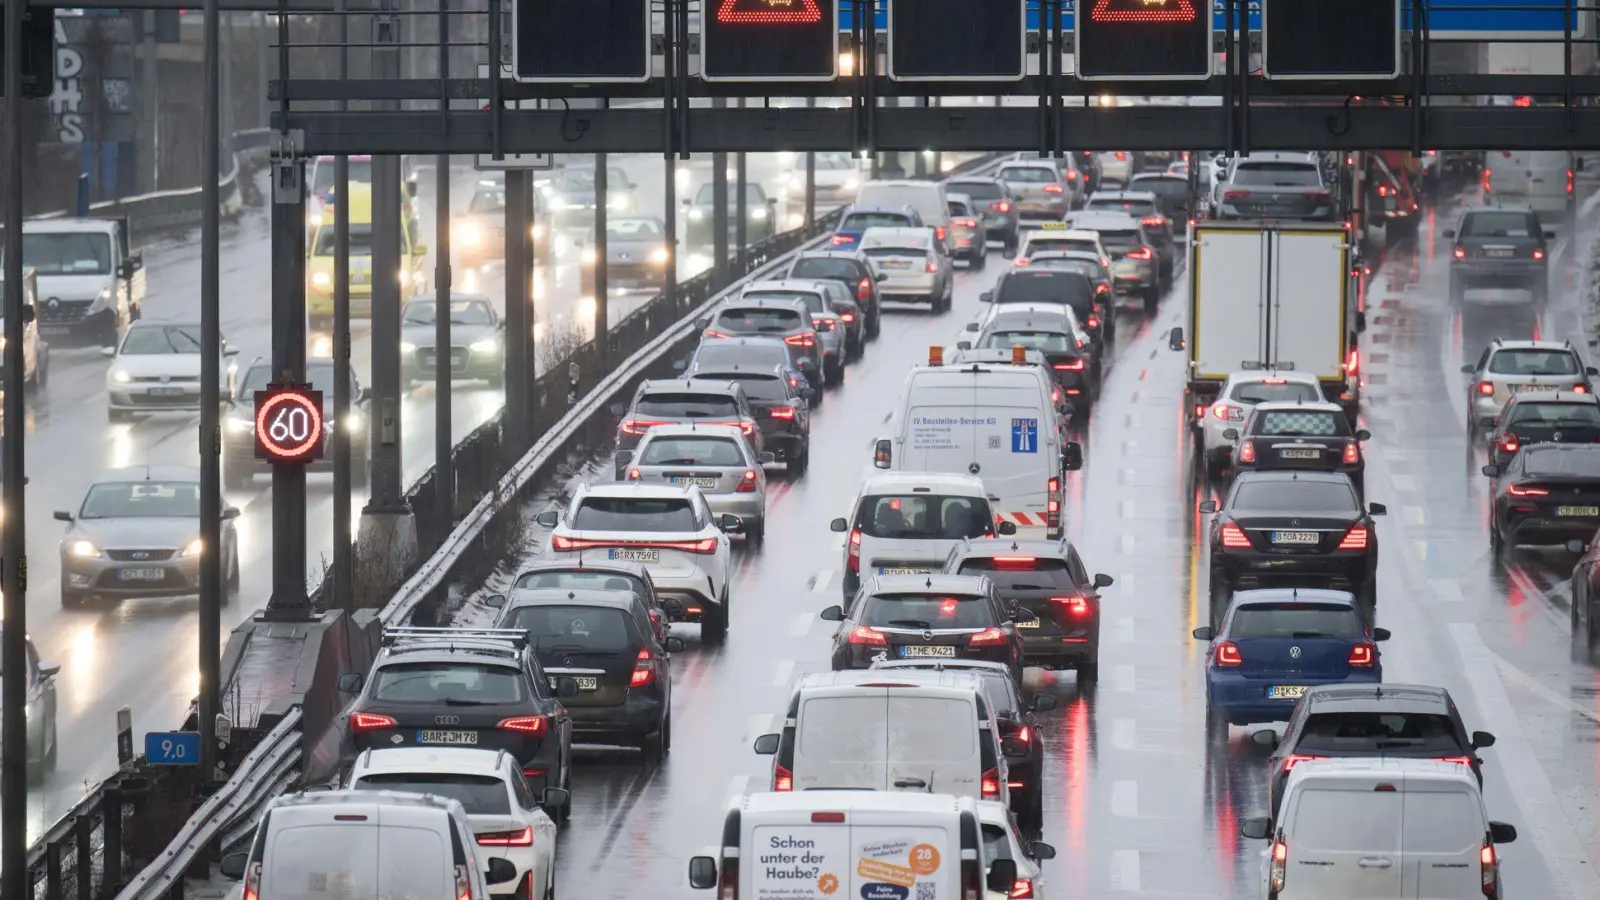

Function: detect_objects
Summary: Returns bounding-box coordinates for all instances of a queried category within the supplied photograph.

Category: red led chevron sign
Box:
[717,0,823,23]
[1090,0,1198,22]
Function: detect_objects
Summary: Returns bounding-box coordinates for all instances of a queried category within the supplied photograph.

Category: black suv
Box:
[499,559,669,643]
[489,588,683,760]
[821,574,1033,682]
[1227,401,1372,495]
[942,537,1111,683]
[784,251,883,340]
[1486,390,1600,468]
[943,177,1020,252]
[337,628,578,821]
[686,362,812,474]
[1253,683,1495,818]
[1483,443,1600,554]
[684,181,778,248]
[1445,206,1556,306]
[610,378,761,478]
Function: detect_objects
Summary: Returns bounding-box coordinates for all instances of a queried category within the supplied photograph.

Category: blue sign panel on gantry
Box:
[841,0,1584,36]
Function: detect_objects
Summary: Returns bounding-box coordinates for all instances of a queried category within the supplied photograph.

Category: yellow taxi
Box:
[306,183,429,327]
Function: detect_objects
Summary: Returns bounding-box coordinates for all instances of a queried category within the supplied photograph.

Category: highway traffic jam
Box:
[15,144,1600,900]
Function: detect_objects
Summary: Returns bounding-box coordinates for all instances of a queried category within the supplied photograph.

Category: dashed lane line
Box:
[1427,578,1465,603]
[788,612,814,638]
[1111,780,1138,818]
[1109,850,1141,892]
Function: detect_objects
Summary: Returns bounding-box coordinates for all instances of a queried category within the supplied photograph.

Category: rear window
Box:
[1095,229,1144,250]
[1487,349,1580,375]
[1288,789,1401,852]
[514,569,645,595]
[1254,410,1347,437]
[713,307,802,334]
[856,494,991,539]
[859,593,995,629]
[745,290,824,315]
[696,184,766,203]
[1463,211,1538,237]
[863,246,930,258]
[698,373,787,403]
[693,341,787,368]
[1232,163,1321,186]
[633,392,740,418]
[1524,447,1600,477]
[1295,712,1464,755]
[1231,481,1360,513]
[797,696,977,764]
[994,272,1094,306]
[1229,380,1322,404]
[351,773,511,815]
[370,662,525,703]
[790,258,865,282]
[980,330,1074,353]
[264,823,450,900]
[1130,176,1190,198]
[1025,236,1096,254]
[843,212,914,230]
[947,181,1002,200]
[510,604,633,652]
[572,497,697,532]
[639,436,745,466]
[1228,603,1363,638]
[1507,402,1600,426]
[1000,167,1057,183]
[1029,258,1105,281]
[955,557,1078,592]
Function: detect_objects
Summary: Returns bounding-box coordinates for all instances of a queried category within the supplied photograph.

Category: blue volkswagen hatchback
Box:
[1192,588,1388,741]
[829,204,924,250]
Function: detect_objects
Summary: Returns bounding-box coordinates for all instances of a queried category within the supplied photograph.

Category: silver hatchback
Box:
[1463,339,1596,434]
[617,425,773,543]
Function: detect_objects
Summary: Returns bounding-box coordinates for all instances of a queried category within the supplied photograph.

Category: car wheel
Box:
[748,519,766,546]
[971,252,987,271]
[702,593,729,644]
[640,713,669,763]
[867,315,881,341]
[789,445,809,478]
[1077,663,1099,685]
[1142,287,1160,316]
[1490,519,1506,555]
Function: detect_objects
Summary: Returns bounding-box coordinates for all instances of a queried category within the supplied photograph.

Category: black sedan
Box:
[784,251,883,340]
[1445,206,1555,306]
[1485,390,1600,468]
[684,182,778,248]
[1202,471,1386,610]
[398,295,505,388]
[820,574,1032,682]
[1485,444,1600,554]
[1226,401,1371,494]
[686,362,813,474]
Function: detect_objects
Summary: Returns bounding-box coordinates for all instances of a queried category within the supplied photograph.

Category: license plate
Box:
[1271,531,1319,545]
[900,645,957,658]
[118,567,165,581]
[608,548,660,562]
[1019,201,1046,211]
[669,477,716,488]
[149,387,187,397]
[1280,448,1321,460]
[351,271,368,284]
[1486,248,1515,258]
[880,260,911,270]
[1509,384,1541,393]
[1268,685,1308,699]
[878,567,931,575]
[549,676,600,691]
[1558,506,1600,517]
[418,730,478,745]
[1014,619,1040,629]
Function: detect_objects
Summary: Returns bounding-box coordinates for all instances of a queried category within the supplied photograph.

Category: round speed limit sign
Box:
[254,389,326,462]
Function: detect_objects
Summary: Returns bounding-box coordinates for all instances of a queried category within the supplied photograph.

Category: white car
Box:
[1016,228,1110,267]
[104,320,239,421]
[793,151,864,205]
[1199,371,1324,477]
[1097,151,1134,186]
[977,800,1054,900]
[534,482,741,642]
[346,747,559,900]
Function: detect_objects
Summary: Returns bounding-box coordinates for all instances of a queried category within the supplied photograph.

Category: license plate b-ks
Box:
[1269,685,1308,699]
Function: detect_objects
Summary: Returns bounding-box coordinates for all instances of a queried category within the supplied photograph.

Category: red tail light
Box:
[1047,475,1061,528]
[846,528,861,572]
[1567,170,1575,194]
[497,715,549,736]
[1270,839,1287,893]
[736,470,759,493]
[1053,359,1085,371]
[784,333,815,347]
[1115,152,1126,160]
[1223,189,1250,200]
[926,259,939,274]
[1221,523,1250,548]
[1513,95,1532,107]
[1086,315,1100,328]
[477,826,534,846]
[242,862,262,900]
[856,277,871,300]
[1533,248,1546,261]
[1436,755,1472,766]
[1238,440,1256,463]
[1343,442,1360,464]
[1214,641,1242,667]
[1347,642,1376,666]
[769,405,797,420]
[1282,753,1327,772]
[968,627,1007,647]
[1572,384,1585,393]
[1337,526,1369,550]
[1051,596,1090,617]
[1194,404,1207,419]
[1454,246,1467,259]
[1065,169,1080,181]
[981,768,1001,798]
[1346,348,1359,376]
[774,764,794,791]
[1377,185,1390,198]
[630,648,657,687]
[990,200,1012,213]
[553,536,719,554]
[831,234,855,245]
[1013,257,1030,266]
[841,311,856,322]
[703,329,735,339]
[1009,879,1034,899]
[815,319,836,332]
[626,468,641,480]
[1476,381,1495,396]
[1212,402,1243,421]
[621,418,670,435]
[1095,284,1110,296]
[848,626,886,645]
[934,226,947,241]
[1482,169,1492,192]
[1481,838,1498,897]
[954,217,977,227]
[350,712,397,732]
[1042,183,1064,194]
[1014,726,1031,744]
[1140,216,1166,227]
[1501,434,1519,454]
[1508,484,1548,497]
[1125,246,1153,260]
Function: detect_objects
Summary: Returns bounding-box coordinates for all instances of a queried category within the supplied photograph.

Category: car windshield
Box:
[856,494,991,539]
[560,168,627,190]
[352,773,511,815]
[80,480,201,518]
[791,258,864,283]
[842,212,914,230]
[955,556,1078,592]
[369,662,525,704]
[120,325,202,355]
[1229,603,1364,639]
[1463,212,1537,237]
[815,152,856,170]
[401,300,494,326]
[633,392,740,419]
[1232,163,1321,186]
[981,330,1074,353]
[1524,447,1600,477]
[695,184,766,203]
[1000,167,1057,184]
[697,373,788,403]
[1487,349,1580,375]
[946,181,1002,200]
[467,189,505,213]
[948,200,973,217]
[508,605,633,652]
[860,593,994,628]
[1295,712,1463,755]
[1231,481,1360,514]
[693,341,788,369]
[312,158,373,191]
[513,570,646,595]
[313,224,373,256]
[571,497,697,532]
[606,218,663,239]
[714,307,803,334]
[23,232,113,275]
[639,436,745,466]
[241,365,345,396]
[1029,258,1105,281]
[1255,410,1346,437]
[1507,402,1600,427]
[745,291,824,315]
[1130,176,1190,199]
[1230,380,1322,404]
[995,272,1094,306]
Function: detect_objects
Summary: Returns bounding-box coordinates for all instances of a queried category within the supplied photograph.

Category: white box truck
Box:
[1169,222,1361,437]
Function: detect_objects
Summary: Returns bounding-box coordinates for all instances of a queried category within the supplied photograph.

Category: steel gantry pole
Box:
[331,0,353,609]
[364,1,406,526]
[199,0,225,779]
[735,100,748,271]
[2,0,31,889]
[504,170,531,439]
[434,154,453,537]
[593,153,609,359]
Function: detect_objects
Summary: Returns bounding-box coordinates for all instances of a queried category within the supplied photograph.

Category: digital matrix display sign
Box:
[1076,0,1213,81]
[888,0,1026,82]
[702,0,840,82]
[512,0,651,83]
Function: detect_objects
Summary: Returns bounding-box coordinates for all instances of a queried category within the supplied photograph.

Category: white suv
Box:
[1199,371,1324,478]
[534,482,741,642]
[346,748,560,900]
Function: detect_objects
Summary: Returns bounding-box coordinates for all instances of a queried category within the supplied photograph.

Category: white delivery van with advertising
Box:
[874,348,1082,538]
[689,791,1016,900]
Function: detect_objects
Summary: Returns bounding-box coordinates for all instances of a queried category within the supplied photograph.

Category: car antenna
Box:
[568,591,575,599]
[926,577,934,588]
[1011,542,1019,551]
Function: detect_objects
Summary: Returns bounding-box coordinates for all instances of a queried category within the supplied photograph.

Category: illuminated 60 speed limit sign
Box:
[253,388,326,462]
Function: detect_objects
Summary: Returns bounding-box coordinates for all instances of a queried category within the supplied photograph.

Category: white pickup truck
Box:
[18,217,143,346]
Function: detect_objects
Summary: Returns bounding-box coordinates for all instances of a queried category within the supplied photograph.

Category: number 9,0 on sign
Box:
[254,388,326,462]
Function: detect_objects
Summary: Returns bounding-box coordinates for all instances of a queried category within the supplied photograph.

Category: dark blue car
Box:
[829,204,923,250]
[1192,588,1388,741]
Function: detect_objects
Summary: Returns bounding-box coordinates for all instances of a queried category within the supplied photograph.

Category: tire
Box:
[640,713,670,763]
[1142,287,1160,316]
[1490,520,1506,555]
[789,445,809,478]
[867,311,881,341]
[748,520,766,546]
[970,252,987,271]
[825,359,843,386]
[702,592,729,644]
[1077,662,1099,685]
[60,589,85,610]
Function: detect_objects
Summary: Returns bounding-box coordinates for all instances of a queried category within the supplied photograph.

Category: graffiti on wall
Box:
[50,16,86,143]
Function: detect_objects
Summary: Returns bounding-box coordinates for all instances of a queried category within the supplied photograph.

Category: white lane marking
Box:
[1390,472,1416,492]
[1109,849,1141,892]
[771,659,795,688]
[1119,572,1134,593]
[1115,617,1136,643]
[789,612,814,638]
[746,713,773,743]
[1473,637,1600,726]
[1124,415,1139,428]
[1122,440,1137,455]
[1112,718,1137,751]
[1113,664,1137,693]
[1119,500,1135,519]
[724,774,750,805]
[1403,506,1426,527]
[1449,623,1600,900]
[812,570,834,593]
[1428,578,1465,603]
[1118,534,1136,555]
[1111,780,1139,818]
[1119,468,1137,486]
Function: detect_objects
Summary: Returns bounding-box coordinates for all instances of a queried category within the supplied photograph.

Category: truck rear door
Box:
[849,819,959,900]
[749,818,853,900]
[1281,776,1404,899]
[1399,785,1486,899]
[1191,226,1268,381]
[1269,230,1348,383]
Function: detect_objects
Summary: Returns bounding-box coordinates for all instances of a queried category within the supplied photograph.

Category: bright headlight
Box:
[650,247,670,264]
[398,269,410,285]
[548,197,568,211]
[608,195,628,211]
[532,223,545,240]
[844,177,860,190]
[112,369,131,384]
[346,414,364,431]
[400,341,417,352]
[227,417,253,434]
[689,209,705,221]
[751,208,768,220]
[181,539,204,558]
[581,248,597,265]
[68,540,99,559]
[311,272,332,287]
[456,223,481,246]
[470,338,500,353]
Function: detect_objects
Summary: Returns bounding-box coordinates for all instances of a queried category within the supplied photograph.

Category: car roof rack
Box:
[381,626,528,652]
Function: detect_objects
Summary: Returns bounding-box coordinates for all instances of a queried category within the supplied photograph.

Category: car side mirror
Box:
[1355,429,1372,441]
[534,511,560,527]
[337,672,364,693]
[758,451,776,465]
[979,291,994,303]
[1251,728,1280,749]
[1368,503,1387,516]
[965,322,980,332]
[1198,500,1217,513]
[753,733,780,755]
[1472,730,1496,749]
[1011,607,1037,623]
[608,402,627,416]
[615,450,634,466]
[1461,364,1476,374]
[1062,441,1083,471]
[830,517,848,533]
[874,439,892,469]
[820,605,845,621]
[661,635,685,653]
[1239,817,1272,840]
[101,346,116,358]
[554,676,581,697]
[1569,539,1589,554]
[485,593,507,609]
[222,506,241,520]
[956,341,972,351]
[1030,841,1057,861]
[1544,229,1559,239]
[219,852,249,880]
[1590,367,1600,376]
[1482,464,1501,478]
[1094,573,1114,588]
[1480,416,1498,429]
[486,858,518,886]
[20,305,33,324]
[998,521,1017,536]
[538,787,571,811]
[1372,627,1391,641]
[1442,229,1456,239]
[719,513,744,533]
[53,511,72,523]
[1192,626,1215,641]
[1168,326,1185,351]
[689,857,718,890]
[1489,822,1517,844]
[37,662,59,679]
[986,859,1018,895]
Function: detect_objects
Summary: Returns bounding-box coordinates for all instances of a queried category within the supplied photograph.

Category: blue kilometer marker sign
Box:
[1012,418,1039,454]
[145,731,201,765]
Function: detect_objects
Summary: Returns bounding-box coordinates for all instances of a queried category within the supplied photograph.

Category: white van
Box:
[219,790,516,900]
[874,349,1081,538]
[856,180,955,253]
[1239,758,1518,900]
[752,670,1009,804]
[1484,149,1573,220]
[689,791,1017,900]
